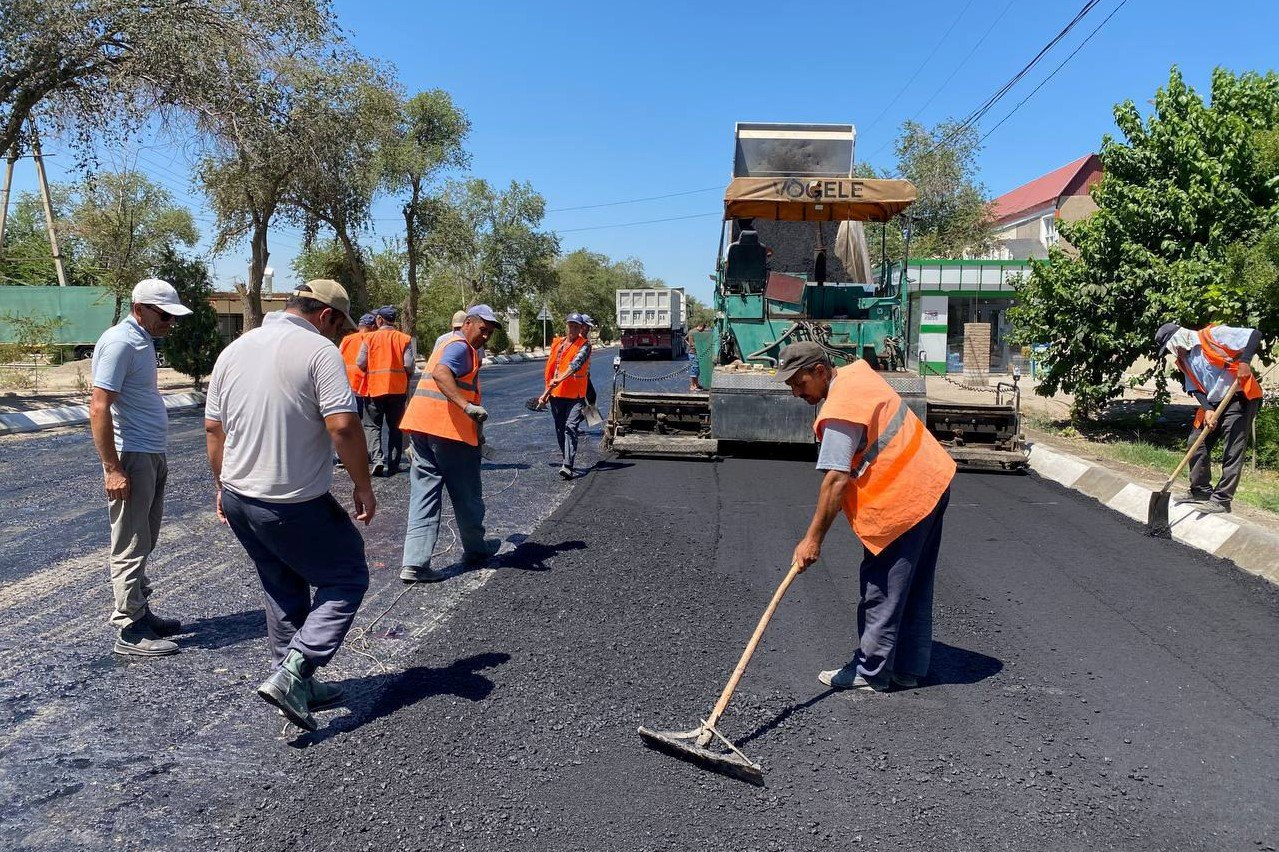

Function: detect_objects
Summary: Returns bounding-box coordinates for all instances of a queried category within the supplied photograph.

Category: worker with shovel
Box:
[539,312,592,480]
[779,341,956,693]
[1155,322,1263,514]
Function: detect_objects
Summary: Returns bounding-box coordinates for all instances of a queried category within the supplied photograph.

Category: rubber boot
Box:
[256,650,317,732]
[309,679,345,711]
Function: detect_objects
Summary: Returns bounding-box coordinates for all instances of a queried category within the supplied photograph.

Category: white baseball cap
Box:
[132,279,193,316]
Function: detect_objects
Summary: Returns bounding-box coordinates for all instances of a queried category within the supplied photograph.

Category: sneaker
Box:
[399,565,449,584]
[1198,501,1230,515]
[558,466,573,480]
[817,665,885,692]
[1173,490,1210,505]
[371,462,386,477]
[890,673,919,689]
[308,678,345,711]
[334,461,346,472]
[140,608,182,638]
[256,651,317,732]
[114,622,179,657]
[462,538,503,567]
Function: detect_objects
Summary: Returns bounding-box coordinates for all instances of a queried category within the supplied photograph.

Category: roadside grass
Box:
[1029,415,1279,515]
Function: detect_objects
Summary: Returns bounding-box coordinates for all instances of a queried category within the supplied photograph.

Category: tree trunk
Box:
[334,227,368,313]
[240,218,269,330]
[404,186,419,336]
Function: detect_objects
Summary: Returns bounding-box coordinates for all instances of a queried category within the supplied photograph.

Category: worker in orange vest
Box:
[779,341,956,693]
[397,305,503,583]
[358,306,415,476]
[338,313,376,415]
[539,312,592,480]
[1155,322,1263,514]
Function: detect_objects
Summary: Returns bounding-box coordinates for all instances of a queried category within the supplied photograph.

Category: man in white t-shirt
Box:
[204,279,375,733]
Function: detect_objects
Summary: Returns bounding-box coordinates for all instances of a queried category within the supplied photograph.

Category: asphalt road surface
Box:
[3,352,1277,851]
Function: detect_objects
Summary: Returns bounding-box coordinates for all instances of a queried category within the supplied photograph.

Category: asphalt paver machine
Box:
[604,122,1028,470]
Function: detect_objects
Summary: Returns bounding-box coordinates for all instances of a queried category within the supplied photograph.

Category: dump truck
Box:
[603,122,1028,470]
[0,285,118,360]
[617,287,686,360]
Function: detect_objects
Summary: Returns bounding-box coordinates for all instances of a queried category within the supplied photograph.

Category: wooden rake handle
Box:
[1160,379,1239,492]
[704,561,803,732]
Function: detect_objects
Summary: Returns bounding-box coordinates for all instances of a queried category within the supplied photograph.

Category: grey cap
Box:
[774,341,830,382]
[358,313,376,328]
[466,304,499,324]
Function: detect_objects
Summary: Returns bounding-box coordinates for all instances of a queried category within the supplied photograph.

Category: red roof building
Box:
[987,154,1102,259]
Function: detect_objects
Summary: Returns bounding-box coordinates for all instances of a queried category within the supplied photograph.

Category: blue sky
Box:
[14,0,1278,303]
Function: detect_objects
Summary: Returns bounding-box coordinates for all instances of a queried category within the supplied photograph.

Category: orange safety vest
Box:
[364,327,413,397]
[545,335,590,399]
[400,337,482,445]
[814,360,956,555]
[338,331,368,397]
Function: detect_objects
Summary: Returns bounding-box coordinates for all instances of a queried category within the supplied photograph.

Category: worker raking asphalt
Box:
[230,450,1279,852]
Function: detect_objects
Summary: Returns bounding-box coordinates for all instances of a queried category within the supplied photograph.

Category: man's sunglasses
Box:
[142,304,179,323]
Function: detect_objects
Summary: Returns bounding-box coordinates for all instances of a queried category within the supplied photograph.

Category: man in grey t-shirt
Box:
[205,279,375,733]
[91,279,192,657]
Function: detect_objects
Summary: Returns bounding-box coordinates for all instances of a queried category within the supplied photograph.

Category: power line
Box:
[554,212,720,234]
[858,0,978,140]
[907,0,1017,127]
[545,185,721,213]
[979,0,1130,145]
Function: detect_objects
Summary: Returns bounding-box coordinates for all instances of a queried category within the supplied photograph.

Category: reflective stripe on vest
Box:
[364,327,412,397]
[338,331,368,397]
[1197,325,1263,401]
[546,336,590,399]
[814,360,956,555]
[399,338,481,445]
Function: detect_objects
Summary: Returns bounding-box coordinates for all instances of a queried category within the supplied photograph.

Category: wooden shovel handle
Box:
[1162,379,1239,491]
[704,561,803,731]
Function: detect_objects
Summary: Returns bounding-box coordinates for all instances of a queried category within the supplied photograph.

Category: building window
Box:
[1043,215,1059,246]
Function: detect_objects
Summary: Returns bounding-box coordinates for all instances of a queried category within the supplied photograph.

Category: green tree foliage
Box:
[0,0,333,160]
[423,178,559,310]
[0,310,65,391]
[380,89,471,333]
[283,55,400,314]
[0,187,95,285]
[1010,68,1279,419]
[291,237,406,316]
[154,247,221,390]
[686,294,715,329]
[70,171,198,320]
[889,120,994,260]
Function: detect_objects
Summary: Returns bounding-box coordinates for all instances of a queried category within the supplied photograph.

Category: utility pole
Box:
[0,144,17,260]
[29,122,68,287]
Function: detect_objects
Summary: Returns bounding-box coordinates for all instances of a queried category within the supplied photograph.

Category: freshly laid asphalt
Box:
[2,352,1277,851]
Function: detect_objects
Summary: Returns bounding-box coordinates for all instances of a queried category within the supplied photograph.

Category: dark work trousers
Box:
[550,397,586,470]
[1188,393,1260,508]
[364,393,407,469]
[853,486,950,688]
[221,489,369,670]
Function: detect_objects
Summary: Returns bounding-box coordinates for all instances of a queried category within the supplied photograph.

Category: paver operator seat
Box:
[724,229,768,293]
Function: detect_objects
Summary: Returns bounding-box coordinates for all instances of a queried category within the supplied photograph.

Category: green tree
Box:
[424,178,559,310]
[381,89,470,334]
[70,171,198,320]
[154,247,221,390]
[292,237,406,315]
[0,0,333,160]
[1009,67,1279,419]
[888,120,994,261]
[0,187,94,285]
[686,294,715,329]
[283,55,400,314]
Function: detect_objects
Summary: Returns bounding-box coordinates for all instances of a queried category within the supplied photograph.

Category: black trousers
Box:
[364,393,407,467]
[1187,394,1260,506]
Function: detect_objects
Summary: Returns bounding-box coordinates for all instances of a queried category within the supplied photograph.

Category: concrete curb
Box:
[0,391,205,437]
[1027,443,1279,585]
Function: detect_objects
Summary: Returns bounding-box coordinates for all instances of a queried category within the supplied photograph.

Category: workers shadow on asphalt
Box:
[492,534,586,572]
[294,651,511,747]
[924,641,1003,686]
[589,459,634,473]
[180,609,267,650]
[737,690,839,748]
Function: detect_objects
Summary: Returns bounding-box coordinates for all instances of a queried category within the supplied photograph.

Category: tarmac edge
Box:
[0,391,206,436]
[1027,443,1279,585]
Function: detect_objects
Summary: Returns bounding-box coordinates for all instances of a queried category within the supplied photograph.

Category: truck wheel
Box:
[74,345,94,361]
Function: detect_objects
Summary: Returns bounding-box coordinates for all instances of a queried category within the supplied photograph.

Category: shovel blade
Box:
[1147,490,1171,538]
[638,726,764,786]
